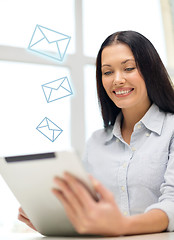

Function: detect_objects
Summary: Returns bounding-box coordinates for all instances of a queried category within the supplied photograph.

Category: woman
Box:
[19,31,174,236]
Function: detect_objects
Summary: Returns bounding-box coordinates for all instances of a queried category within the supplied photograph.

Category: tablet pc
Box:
[0,151,97,236]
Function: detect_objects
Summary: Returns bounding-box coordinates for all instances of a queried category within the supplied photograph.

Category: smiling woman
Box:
[0,0,172,235]
[18,31,174,236]
[101,44,150,115]
[96,31,174,128]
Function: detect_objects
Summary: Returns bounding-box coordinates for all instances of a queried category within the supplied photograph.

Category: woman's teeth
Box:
[115,89,132,95]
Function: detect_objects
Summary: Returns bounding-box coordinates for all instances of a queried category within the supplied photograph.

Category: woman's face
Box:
[101,43,150,111]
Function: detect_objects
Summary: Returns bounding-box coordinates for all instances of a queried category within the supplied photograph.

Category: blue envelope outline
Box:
[28,25,71,61]
[42,77,73,103]
[36,117,63,142]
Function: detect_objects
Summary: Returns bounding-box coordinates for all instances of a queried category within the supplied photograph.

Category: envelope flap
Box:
[42,78,64,90]
[48,85,72,102]
[39,25,70,43]
[47,119,62,131]
[37,125,54,141]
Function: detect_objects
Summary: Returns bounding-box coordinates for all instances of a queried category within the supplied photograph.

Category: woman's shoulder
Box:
[152,104,174,131]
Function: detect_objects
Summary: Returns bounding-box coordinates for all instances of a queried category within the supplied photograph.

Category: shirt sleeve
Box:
[144,134,174,231]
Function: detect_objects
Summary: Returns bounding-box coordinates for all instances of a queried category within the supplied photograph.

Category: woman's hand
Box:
[52,173,129,236]
[18,207,37,231]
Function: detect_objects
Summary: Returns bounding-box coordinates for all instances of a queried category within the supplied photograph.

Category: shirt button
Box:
[137,124,141,129]
[123,163,127,168]
[145,133,150,137]
[116,139,120,143]
[121,186,125,191]
[123,211,128,216]
[131,147,136,151]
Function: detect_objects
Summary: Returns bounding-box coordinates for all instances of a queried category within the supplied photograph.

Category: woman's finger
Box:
[18,207,28,218]
[18,213,37,231]
[63,173,96,209]
[52,188,83,230]
[89,175,115,202]
[53,177,84,217]
[52,188,74,214]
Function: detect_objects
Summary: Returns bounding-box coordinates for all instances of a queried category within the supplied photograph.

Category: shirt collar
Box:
[140,103,165,135]
[105,111,123,143]
[105,103,165,144]
[112,111,123,139]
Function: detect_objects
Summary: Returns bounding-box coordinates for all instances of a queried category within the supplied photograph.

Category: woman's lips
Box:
[113,88,134,97]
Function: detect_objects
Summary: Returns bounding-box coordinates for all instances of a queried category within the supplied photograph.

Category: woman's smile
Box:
[113,87,134,97]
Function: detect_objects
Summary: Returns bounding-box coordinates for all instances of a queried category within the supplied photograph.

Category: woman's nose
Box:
[113,72,126,86]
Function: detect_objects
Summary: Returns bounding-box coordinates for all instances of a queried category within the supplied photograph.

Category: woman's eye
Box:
[103,71,112,76]
[125,67,135,72]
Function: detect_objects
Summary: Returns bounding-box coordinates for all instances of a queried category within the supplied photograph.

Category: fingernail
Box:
[52,188,57,193]
[93,179,99,187]
[64,172,71,179]
[64,172,69,177]
[54,176,61,184]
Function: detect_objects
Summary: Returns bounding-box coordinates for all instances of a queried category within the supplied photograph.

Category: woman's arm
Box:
[125,209,168,235]
[52,173,169,236]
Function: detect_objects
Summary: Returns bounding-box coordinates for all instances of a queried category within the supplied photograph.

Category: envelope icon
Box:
[28,25,71,61]
[42,77,73,103]
[36,117,63,142]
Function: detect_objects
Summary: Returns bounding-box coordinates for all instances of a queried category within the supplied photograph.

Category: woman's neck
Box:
[121,102,152,132]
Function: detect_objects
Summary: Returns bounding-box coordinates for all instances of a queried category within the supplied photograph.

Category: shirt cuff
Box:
[144,201,174,232]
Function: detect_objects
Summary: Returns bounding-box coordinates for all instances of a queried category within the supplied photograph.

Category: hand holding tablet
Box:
[0,151,97,236]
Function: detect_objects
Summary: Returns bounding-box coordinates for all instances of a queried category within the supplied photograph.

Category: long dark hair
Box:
[96,30,174,129]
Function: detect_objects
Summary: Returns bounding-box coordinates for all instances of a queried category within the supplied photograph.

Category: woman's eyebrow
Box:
[121,59,135,64]
[101,59,135,68]
[101,64,111,68]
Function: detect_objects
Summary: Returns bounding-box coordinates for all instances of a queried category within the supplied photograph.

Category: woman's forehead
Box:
[101,44,135,65]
